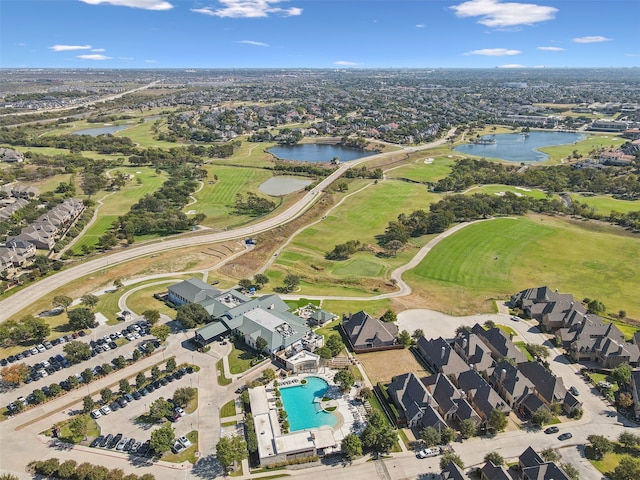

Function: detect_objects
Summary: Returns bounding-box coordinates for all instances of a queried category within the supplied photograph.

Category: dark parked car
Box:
[558,432,573,441]
[153,380,162,389]
[108,433,122,449]
[186,366,194,374]
[110,402,121,411]
[159,377,168,386]
[101,434,113,448]
[78,330,86,337]
[146,383,155,392]
[137,441,150,456]
[1,358,7,366]
[139,388,150,396]
[544,426,559,434]
[132,391,142,400]
[109,341,118,350]
[117,397,128,408]
[165,374,175,382]
[124,393,135,403]
[90,436,104,448]
[8,355,16,363]
[124,438,135,452]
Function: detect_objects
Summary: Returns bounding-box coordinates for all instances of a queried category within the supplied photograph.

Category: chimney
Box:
[500,369,507,382]
[470,364,475,371]
[462,338,468,349]
[441,346,446,359]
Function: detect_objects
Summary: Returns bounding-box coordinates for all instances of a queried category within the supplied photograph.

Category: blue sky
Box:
[1,0,638,68]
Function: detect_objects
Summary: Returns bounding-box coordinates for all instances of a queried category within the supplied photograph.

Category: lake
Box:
[72,125,131,136]
[454,131,586,163]
[259,176,313,196]
[267,143,375,163]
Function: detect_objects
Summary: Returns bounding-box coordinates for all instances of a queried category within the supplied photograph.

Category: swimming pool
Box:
[279,376,337,432]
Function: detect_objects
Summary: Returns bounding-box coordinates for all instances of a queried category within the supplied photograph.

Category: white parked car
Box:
[91,409,102,419]
[99,406,112,415]
[177,435,192,447]
[416,447,440,458]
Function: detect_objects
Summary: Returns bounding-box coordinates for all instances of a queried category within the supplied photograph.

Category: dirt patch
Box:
[356,348,428,385]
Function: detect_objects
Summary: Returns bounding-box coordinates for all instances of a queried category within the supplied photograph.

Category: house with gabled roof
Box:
[518,361,568,408]
[417,336,469,378]
[455,369,511,424]
[309,309,336,326]
[567,321,639,367]
[471,324,528,364]
[488,360,536,409]
[539,301,585,331]
[341,311,399,353]
[523,462,571,480]
[168,277,222,306]
[387,372,446,430]
[453,330,494,375]
[510,286,562,315]
[423,373,482,426]
[480,461,511,480]
[441,461,470,480]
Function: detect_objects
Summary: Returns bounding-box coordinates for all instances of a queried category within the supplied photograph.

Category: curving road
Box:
[0,130,455,321]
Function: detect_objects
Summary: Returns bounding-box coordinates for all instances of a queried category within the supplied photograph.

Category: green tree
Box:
[0,474,21,480]
[113,278,124,290]
[380,309,397,322]
[67,374,79,389]
[489,409,508,432]
[215,435,248,470]
[136,372,146,389]
[561,463,580,480]
[531,406,553,426]
[612,456,640,480]
[334,369,355,391]
[375,425,397,453]
[420,426,441,447]
[525,343,550,359]
[52,295,73,312]
[341,433,363,458]
[80,294,99,310]
[112,355,126,369]
[67,308,97,330]
[83,396,95,413]
[142,309,161,325]
[315,346,332,359]
[459,418,477,439]
[150,422,175,454]
[63,341,92,364]
[440,451,464,470]
[412,329,424,341]
[33,389,46,404]
[397,329,411,347]
[48,383,62,396]
[587,299,606,314]
[255,336,268,354]
[262,368,276,382]
[253,273,269,287]
[541,447,561,463]
[150,324,171,342]
[618,392,633,408]
[106,469,124,480]
[1,363,30,385]
[238,279,253,292]
[587,434,614,460]
[69,414,90,441]
[100,388,113,403]
[149,397,172,422]
[57,460,78,479]
[326,335,344,356]
[611,363,632,385]
[283,274,300,293]
[151,366,161,380]
[81,368,94,383]
[175,303,209,329]
[440,427,457,444]
[165,358,177,372]
[484,451,504,466]
[173,387,197,407]
[484,320,496,329]
[119,379,131,395]
[618,431,640,448]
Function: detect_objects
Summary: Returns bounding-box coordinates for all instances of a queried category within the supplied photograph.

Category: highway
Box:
[0,131,455,321]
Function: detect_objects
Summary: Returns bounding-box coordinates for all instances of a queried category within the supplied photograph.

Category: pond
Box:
[454,131,586,163]
[259,176,313,196]
[72,125,131,136]
[267,143,375,163]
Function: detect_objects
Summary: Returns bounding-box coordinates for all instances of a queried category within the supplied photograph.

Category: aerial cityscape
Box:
[1,2,639,480]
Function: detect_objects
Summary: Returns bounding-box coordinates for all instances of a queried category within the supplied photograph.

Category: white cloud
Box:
[145,59,157,63]
[572,36,612,44]
[91,48,106,52]
[77,54,111,60]
[118,57,134,60]
[17,43,27,47]
[465,48,521,56]
[416,24,425,28]
[192,1,302,18]
[50,44,92,51]
[451,0,557,27]
[80,0,173,10]
[498,63,526,68]
[238,40,269,47]
[537,46,564,51]
[334,61,358,66]
[625,53,640,57]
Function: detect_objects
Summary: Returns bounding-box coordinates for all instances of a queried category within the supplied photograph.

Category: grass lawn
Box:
[56,416,100,444]
[515,342,534,362]
[285,298,321,310]
[539,134,625,164]
[124,282,180,318]
[228,338,261,375]
[385,156,455,183]
[162,431,199,464]
[267,179,439,293]
[569,193,640,215]
[496,324,518,338]
[71,167,168,254]
[589,443,640,476]
[320,299,392,321]
[217,359,232,386]
[405,215,640,318]
[24,173,73,193]
[467,184,551,200]
[191,164,273,229]
[220,400,236,418]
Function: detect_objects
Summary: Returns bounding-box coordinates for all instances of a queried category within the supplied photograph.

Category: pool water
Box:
[280,376,337,431]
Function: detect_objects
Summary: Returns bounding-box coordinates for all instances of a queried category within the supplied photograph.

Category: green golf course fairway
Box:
[406,215,640,319]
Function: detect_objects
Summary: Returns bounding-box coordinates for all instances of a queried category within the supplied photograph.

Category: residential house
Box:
[510,286,563,316]
[1,183,39,199]
[567,322,639,367]
[423,373,482,426]
[598,150,635,166]
[417,336,469,378]
[538,301,586,331]
[308,309,336,326]
[441,462,470,480]
[341,311,399,353]
[488,360,536,409]
[630,369,640,419]
[523,462,571,480]
[453,330,495,375]
[10,226,56,251]
[471,324,528,364]
[480,462,511,480]
[0,198,29,221]
[519,446,544,472]
[387,372,446,430]
[167,277,222,306]
[0,147,24,163]
[517,361,570,410]
[455,369,511,425]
